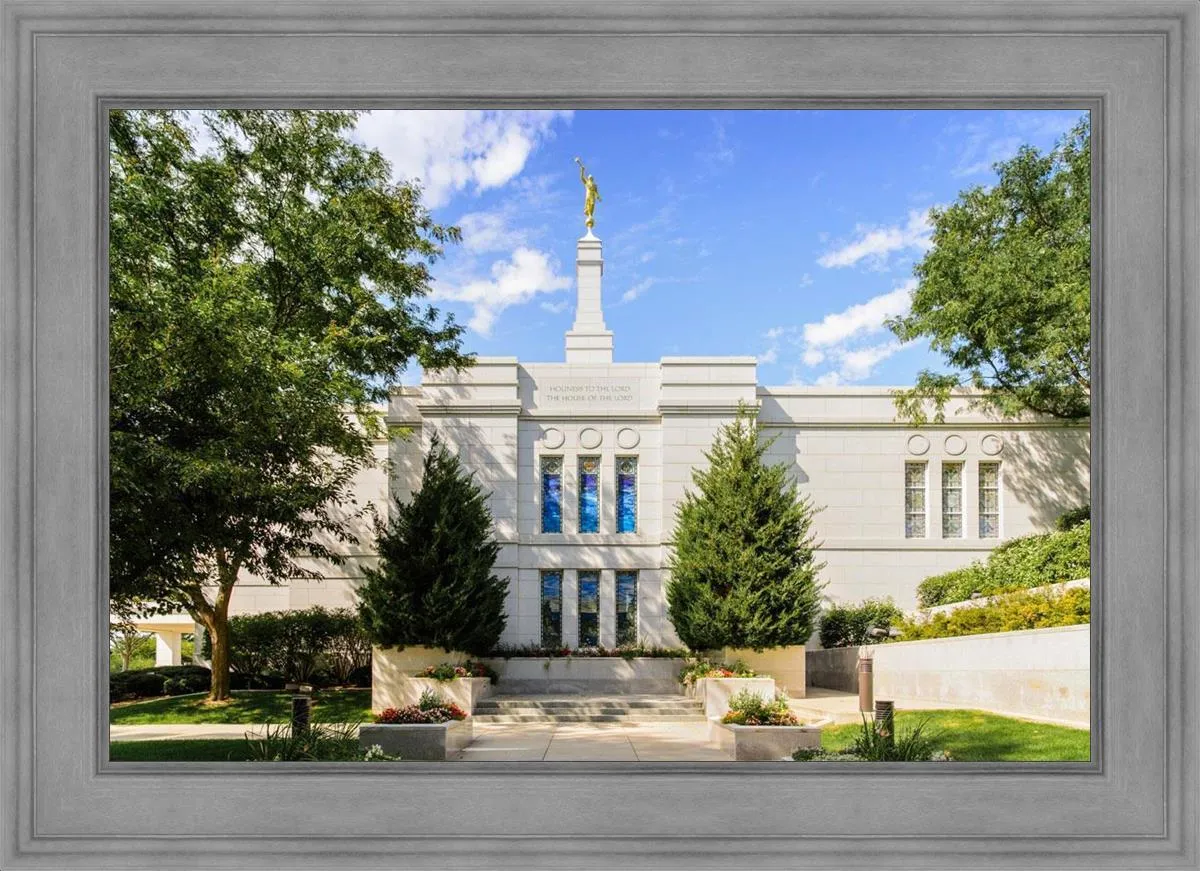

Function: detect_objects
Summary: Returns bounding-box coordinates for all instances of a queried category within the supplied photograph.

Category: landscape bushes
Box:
[898,586,1090,641]
[201,606,371,687]
[916,520,1090,607]
[110,665,212,701]
[818,598,904,648]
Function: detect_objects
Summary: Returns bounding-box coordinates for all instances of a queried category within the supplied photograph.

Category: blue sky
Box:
[350,109,1086,386]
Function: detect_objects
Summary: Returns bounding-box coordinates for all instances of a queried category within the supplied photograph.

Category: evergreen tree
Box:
[357,437,508,655]
[666,406,825,650]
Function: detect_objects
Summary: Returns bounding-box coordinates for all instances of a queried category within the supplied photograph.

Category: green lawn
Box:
[820,709,1090,762]
[109,739,262,762]
[109,689,372,725]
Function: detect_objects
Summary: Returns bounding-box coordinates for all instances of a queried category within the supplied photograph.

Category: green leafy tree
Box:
[666,406,825,650]
[108,110,470,700]
[889,117,1091,423]
[357,438,508,655]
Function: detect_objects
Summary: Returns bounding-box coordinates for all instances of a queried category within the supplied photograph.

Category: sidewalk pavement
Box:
[788,688,950,725]
[110,720,732,761]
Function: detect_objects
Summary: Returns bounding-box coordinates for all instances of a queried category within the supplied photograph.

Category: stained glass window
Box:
[905,462,927,538]
[979,462,1001,538]
[578,570,600,648]
[540,457,562,533]
[540,570,562,648]
[578,456,600,533]
[616,457,638,533]
[941,462,963,538]
[615,571,638,647]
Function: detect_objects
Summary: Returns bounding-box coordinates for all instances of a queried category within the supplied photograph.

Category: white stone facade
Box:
[137,230,1089,656]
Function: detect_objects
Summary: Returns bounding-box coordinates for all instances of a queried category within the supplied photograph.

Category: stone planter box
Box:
[372,676,493,714]
[723,646,807,698]
[481,656,686,694]
[709,717,827,761]
[690,677,777,718]
[358,718,473,761]
[371,645,469,713]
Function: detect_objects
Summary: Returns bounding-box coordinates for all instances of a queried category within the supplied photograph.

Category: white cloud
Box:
[353,110,572,208]
[457,210,530,254]
[621,278,657,304]
[802,347,826,367]
[640,252,656,264]
[434,247,570,336]
[540,300,569,314]
[762,279,917,384]
[817,210,933,270]
[798,272,814,288]
[802,280,915,348]
[837,341,905,381]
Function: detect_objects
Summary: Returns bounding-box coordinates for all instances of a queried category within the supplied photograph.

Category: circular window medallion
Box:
[542,427,565,450]
[906,434,930,456]
[981,434,1004,456]
[944,434,967,456]
[616,427,640,449]
[579,427,603,450]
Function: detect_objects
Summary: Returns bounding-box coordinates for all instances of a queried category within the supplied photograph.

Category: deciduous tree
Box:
[889,117,1091,423]
[109,110,470,700]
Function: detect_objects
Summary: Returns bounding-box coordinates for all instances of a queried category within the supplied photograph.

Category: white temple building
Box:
[134,226,1090,662]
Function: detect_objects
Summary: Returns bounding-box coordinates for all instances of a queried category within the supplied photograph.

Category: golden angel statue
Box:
[574,157,601,230]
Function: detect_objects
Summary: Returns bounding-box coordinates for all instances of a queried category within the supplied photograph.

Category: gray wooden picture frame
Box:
[1,0,1197,868]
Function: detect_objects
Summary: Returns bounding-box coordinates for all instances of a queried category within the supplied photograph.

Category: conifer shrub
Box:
[666,406,825,650]
[356,436,508,656]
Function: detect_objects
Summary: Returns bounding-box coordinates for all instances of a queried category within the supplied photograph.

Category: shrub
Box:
[418,660,498,684]
[244,721,367,762]
[678,658,755,687]
[845,713,950,762]
[916,521,1090,606]
[357,437,508,655]
[110,665,212,701]
[818,598,904,648]
[1055,504,1090,531]
[667,405,826,650]
[374,690,467,724]
[202,606,370,686]
[897,586,1090,641]
[721,689,799,726]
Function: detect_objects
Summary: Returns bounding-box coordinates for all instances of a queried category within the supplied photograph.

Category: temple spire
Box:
[564,231,613,363]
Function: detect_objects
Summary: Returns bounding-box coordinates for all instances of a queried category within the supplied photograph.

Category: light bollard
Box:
[289,683,313,735]
[874,699,895,749]
[857,648,874,713]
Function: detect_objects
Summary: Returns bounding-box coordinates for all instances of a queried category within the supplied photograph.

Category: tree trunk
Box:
[207,616,232,701]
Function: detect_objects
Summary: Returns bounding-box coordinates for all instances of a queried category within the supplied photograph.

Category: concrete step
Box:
[472,694,706,724]
[474,712,707,724]
[477,700,700,715]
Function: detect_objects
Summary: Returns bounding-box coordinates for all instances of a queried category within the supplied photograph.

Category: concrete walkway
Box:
[112,719,729,763]
[110,720,732,760]
[457,721,729,761]
[789,688,949,725]
[110,723,307,741]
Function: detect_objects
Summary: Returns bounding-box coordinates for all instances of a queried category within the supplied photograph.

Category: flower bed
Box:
[710,691,825,760]
[689,677,777,718]
[678,657,756,688]
[418,659,499,684]
[375,690,467,724]
[358,690,473,760]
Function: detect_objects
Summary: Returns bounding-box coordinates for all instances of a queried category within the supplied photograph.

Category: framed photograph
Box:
[2,1,1197,868]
